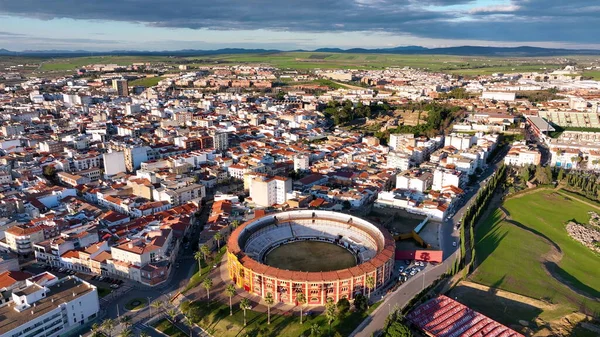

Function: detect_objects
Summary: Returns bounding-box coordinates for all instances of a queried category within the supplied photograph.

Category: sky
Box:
[0,0,599,51]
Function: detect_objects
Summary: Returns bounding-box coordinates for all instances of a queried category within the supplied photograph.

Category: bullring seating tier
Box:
[242,219,380,263]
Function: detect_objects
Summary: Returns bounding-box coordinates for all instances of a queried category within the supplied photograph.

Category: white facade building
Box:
[103,151,127,176]
[294,155,310,171]
[0,274,99,337]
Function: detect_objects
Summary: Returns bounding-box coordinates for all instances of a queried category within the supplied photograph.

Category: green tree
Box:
[310,323,321,337]
[521,165,530,183]
[213,232,223,250]
[90,323,102,337]
[151,300,164,317]
[225,284,236,316]
[167,308,177,321]
[325,298,337,336]
[43,165,56,178]
[119,315,132,330]
[240,298,251,326]
[265,292,274,325]
[202,278,213,300]
[119,329,133,337]
[353,293,368,313]
[101,319,115,337]
[557,168,565,181]
[296,292,307,324]
[342,200,351,210]
[231,219,240,229]
[383,321,413,337]
[336,298,350,319]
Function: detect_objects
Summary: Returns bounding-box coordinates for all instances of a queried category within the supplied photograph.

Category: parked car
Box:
[452,242,457,247]
[110,284,119,289]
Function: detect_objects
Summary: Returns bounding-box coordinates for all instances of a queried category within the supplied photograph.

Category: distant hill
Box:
[0,45,599,57]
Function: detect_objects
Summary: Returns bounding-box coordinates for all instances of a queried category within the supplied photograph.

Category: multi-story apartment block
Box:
[387,152,413,171]
[250,176,292,207]
[396,169,433,192]
[504,142,542,167]
[4,225,45,256]
[0,274,99,337]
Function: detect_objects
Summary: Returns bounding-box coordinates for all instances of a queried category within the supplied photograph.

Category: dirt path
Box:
[458,281,557,310]
[556,190,600,212]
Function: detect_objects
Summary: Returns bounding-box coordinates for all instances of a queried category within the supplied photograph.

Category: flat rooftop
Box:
[527,116,555,132]
[0,277,95,335]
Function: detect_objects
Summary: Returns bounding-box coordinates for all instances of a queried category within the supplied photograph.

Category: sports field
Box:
[264,241,357,272]
[471,189,600,321]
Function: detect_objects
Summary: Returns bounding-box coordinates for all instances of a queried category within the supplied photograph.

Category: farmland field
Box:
[129,76,164,87]
[471,189,600,323]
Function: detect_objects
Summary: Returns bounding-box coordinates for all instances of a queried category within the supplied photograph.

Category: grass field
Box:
[152,318,187,337]
[186,299,380,337]
[471,189,600,321]
[8,52,574,76]
[129,76,164,87]
[265,241,357,272]
[582,70,600,80]
[191,52,564,73]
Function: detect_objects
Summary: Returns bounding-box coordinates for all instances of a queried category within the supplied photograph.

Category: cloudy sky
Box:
[0,0,599,51]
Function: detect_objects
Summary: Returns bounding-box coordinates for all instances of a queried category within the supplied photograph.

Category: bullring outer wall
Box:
[227,210,396,306]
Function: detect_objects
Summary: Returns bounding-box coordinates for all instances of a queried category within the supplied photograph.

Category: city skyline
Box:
[1,0,599,51]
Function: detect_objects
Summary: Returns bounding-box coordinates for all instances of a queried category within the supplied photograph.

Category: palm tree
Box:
[119,329,132,337]
[365,275,375,303]
[265,292,274,325]
[101,319,115,337]
[310,323,321,337]
[194,251,203,271]
[119,315,132,330]
[91,323,102,337]
[325,298,336,336]
[202,278,213,300]
[200,245,210,264]
[225,284,236,316]
[167,308,177,322]
[240,298,251,326]
[213,232,223,250]
[140,332,150,337]
[296,292,307,324]
[151,300,164,318]
[231,220,240,229]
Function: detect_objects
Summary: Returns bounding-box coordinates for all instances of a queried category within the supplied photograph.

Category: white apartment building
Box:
[504,142,542,167]
[432,168,463,191]
[444,133,476,151]
[396,170,433,193]
[389,133,415,151]
[0,274,99,337]
[250,176,292,207]
[294,154,310,171]
[103,151,127,176]
[212,131,229,151]
[387,152,413,171]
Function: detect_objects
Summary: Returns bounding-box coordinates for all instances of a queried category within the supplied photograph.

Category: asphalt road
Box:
[352,147,509,337]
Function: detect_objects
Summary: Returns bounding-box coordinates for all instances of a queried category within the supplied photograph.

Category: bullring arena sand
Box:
[264,241,357,272]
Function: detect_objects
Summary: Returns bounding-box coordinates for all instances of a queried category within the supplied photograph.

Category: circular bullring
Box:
[227,210,396,306]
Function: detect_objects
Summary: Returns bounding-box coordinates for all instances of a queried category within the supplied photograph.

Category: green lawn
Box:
[152,318,188,337]
[183,299,380,337]
[471,189,600,319]
[129,76,164,87]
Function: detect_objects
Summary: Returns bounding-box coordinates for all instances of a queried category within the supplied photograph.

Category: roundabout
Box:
[227,210,396,306]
